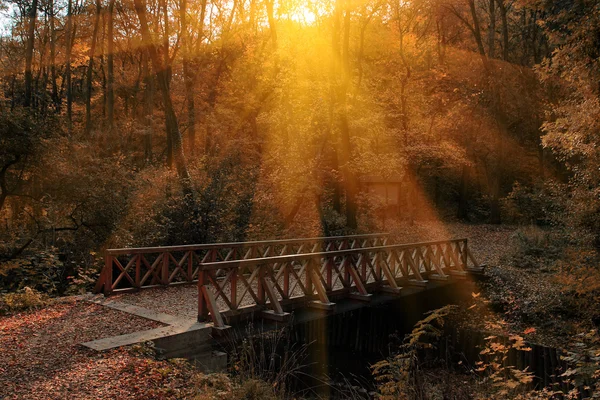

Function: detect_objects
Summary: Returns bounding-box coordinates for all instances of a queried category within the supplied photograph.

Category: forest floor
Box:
[0,297,232,399]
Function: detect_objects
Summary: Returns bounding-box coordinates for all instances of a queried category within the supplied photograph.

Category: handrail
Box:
[95,233,389,295]
[196,237,483,327]
[197,238,471,271]
[105,233,389,255]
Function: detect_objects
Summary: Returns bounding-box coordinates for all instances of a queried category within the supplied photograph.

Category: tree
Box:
[24,0,39,107]
[133,0,192,191]
[85,0,102,135]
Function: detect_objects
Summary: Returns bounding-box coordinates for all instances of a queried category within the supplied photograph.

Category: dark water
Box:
[222,282,594,399]
[225,284,466,398]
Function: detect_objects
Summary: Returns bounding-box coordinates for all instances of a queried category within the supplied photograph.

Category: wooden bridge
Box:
[94,234,484,332]
[95,234,389,295]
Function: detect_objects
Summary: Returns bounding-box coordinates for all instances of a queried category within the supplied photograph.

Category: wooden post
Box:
[305,259,313,296]
[389,251,396,276]
[187,251,193,281]
[257,265,265,305]
[198,269,208,321]
[374,252,382,281]
[162,252,169,285]
[135,254,141,288]
[283,263,290,299]
[347,259,368,296]
[104,254,113,295]
[462,239,468,268]
[360,255,367,282]
[262,277,284,315]
[326,257,333,290]
[201,285,225,328]
[230,269,238,309]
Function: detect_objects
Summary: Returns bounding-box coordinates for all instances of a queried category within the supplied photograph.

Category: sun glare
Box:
[288,5,318,25]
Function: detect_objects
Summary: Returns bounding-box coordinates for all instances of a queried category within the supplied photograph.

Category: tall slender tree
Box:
[24,0,39,107]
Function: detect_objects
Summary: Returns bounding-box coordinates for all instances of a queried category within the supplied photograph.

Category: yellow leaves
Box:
[471,292,480,298]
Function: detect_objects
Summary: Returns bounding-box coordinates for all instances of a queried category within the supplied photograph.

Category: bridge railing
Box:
[95,233,389,295]
[197,238,483,328]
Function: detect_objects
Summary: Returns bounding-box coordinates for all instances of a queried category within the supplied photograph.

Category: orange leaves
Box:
[523,327,536,335]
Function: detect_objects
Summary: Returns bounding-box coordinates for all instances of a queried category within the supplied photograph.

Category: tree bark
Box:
[85,0,102,135]
[107,0,116,131]
[487,0,496,59]
[142,50,153,163]
[65,0,73,129]
[49,0,59,112]
[468,0,487,58]
[180,0,199,157]
[497,0,509,61]
[24,0,39,107]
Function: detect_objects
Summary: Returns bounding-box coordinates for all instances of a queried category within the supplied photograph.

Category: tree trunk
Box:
[265,0,277,47]
[133,0,192,193]
[107,0,116,132]
[49,0,59,112]
[497,0,509,61]
[180,0,196,157]
[142,50,153,163]
[85,0,101,135]
[65,0,73,130]
[469,0,487,58]
[487,0,496,59]
[24,0,39,107]
[159,0,172,166]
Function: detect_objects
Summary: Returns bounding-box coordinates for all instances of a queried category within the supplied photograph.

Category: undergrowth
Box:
[0,286,48,314]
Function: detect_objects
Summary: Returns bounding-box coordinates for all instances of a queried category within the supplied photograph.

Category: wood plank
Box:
[201,285,225,328]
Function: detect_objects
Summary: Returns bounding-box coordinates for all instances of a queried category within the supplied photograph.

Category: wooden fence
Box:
[197,238,483,328]
[95,234,389,295]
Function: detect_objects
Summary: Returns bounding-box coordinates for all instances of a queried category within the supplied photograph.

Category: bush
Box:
[0,287,48,314]
[0,249,69,295]
[504,226,563,269]
[501,181,566,226]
